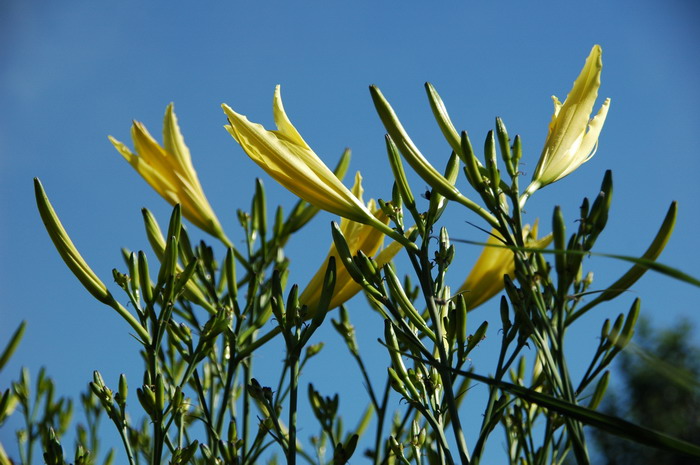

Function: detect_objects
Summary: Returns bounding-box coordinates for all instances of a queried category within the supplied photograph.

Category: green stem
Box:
[413,404,453,465]
[112,300,151,344]
[371,380,391,465]
[242,363,252,457]
[352,351,380,411]
[455,194,500,229]
[288,346,300,465]
[236,327,282,362]
[471,336,523,463]
[215,351,239,440]
[409,248,470,465]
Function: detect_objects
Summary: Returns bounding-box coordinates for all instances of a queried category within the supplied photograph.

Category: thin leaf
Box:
[458,370,700,458]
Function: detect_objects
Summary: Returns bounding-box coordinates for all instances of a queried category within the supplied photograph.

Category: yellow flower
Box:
[222,86,411,252]
[524,45,611,200]
[458,224,552,310]
[109,104,230,246]
[299,173,403,312]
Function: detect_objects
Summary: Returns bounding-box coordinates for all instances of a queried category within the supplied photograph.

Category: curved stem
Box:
[455,194,500,229]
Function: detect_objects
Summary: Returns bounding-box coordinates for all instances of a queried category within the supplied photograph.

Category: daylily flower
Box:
[458,224,552,310]
[223,86,376,222]
[222,86,413,249]
[524,45,611,201]
[299,173,403,312]
[109,104,231,246]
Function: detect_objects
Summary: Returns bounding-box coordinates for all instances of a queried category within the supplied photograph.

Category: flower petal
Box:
[223,96,373,224]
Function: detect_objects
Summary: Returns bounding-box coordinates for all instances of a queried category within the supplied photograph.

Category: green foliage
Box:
[3,48,699,465]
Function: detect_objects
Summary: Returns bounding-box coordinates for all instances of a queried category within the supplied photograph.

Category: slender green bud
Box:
[173,259,199,298]
[455,294,468,347]
[387,367,410,399]
[354,251,379,286]
[155,374,165,414]
[331,307,359,355]
[228,419,238,444]
[411,420,422,446]
[142,208,167,260]
[495,117,515,177]
[137,386,156,418]
[127,252,140,296]
[517,355,527,384]
[370,85,465,203]
[0,322,26,372]
[445,309,457,349]
[444,150,460,185]
[425,82,462,155]
[407,368,426,399]
[385,135,416,210]
[331,222,365,284]
[439,226,450,252]
[389,435,406,459]
[512,135,523,171]
[171,386,184,414]
[466,321,488,354]
[606,313,625,350]
[287,283,302,324]
[553,206,567,278]
[34,179,114,305]
[503,275,521,311]
[44,428,64,465]
[254,178,267,239]
[384,265,434,340]
[484,130,501,191]
[177,226,196,266]
[616,298,641,350]
[157,205,182,284]
[391,183,403,213]
[384,321,419,399]
[339,434,359,463]
[274,205,284,238]
[118,374,128,408]
[0,390,18,422]
[137,251,154,303]
[579,197,590,229]
[588,371,610,410]
[224,247,238,299]
[461,131,484,190]
[587,170,613,233]
[112,269,129,290]
[307,257,335,331]
[305,342,324,359]
[499,296,511,333]
[378,198,395,219]
[271,270,286,326]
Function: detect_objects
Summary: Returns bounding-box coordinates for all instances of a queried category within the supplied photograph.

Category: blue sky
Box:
[2,1,699,462]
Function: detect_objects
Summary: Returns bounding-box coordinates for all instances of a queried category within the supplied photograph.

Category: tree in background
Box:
[593,317,700,464]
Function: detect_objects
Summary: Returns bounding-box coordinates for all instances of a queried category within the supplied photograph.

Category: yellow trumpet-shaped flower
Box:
[109,104,230,245]
[458,224,552,310]
[524,45,611,201]
[222,86,410,251]
[299,173,403,312]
